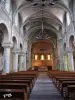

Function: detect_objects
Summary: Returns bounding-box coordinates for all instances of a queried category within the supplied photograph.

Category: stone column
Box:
[2,43,12,74]
[63,53,68,71]
[57,38,64,70]
[67,48,74,71]
[53,47,58,70]
[12,50,19,72]
[23,52,27,71]
[23,41,28,70]
[19,52,25,71]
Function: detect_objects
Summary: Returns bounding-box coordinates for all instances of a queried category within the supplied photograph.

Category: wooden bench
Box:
[0,83,28,100]
[48,70,75,100]
[0,76,35,86]
[0,89,25,100]
[0,79,33,93]
[60,81,75,97]
[0,70,38,100]
[66,85,75,100]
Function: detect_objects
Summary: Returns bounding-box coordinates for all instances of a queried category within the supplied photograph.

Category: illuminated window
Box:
[41,55,44,60]
[47,55,50,60]
[35,55,38,60]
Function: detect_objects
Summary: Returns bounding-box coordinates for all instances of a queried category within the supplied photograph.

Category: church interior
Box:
[0,0,75,100]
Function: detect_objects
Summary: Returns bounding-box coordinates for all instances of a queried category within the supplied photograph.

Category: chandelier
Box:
[26,0,59,6]
[35,9,51,40]
[26,0,59,40]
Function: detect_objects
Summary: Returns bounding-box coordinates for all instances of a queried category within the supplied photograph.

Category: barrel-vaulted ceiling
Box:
[12,0,72,43]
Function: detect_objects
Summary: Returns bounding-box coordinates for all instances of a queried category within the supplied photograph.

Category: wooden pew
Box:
[0,70,38,100]
[0,83,28,100]
[0,79,33,93]
[0,89,25,100]
[8,71,38,78]
[66,85,75,100]
[60,81,75,97]
[48,70,75,100]
[0,76,36,86]
[0,75,36,93]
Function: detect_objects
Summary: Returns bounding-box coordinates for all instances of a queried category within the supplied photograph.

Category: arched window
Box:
[35,55,38,60]
[41,55,44,60]
[47,55,50,60]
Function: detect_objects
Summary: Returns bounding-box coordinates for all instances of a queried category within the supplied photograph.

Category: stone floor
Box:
[29,72,64,100]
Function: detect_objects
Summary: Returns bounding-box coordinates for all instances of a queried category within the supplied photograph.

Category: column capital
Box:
[19,52,25,56]
[12,49,20,54]
[2,42,13,48]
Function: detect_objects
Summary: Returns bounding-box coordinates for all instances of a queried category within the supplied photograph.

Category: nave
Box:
[29,72,64,100]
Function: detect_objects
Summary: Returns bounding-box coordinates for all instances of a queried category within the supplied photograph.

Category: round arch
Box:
[69,35,74,49]
[0,23,9,73]
[31,40,55,71]
[0,23,9,43]
[20,43,23,52]
[12,36,17,49]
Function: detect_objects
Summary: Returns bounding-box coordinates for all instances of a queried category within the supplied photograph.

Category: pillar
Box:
[57,38,64,70]
[63,53,68,71]
[53,47,58,70]
[13,50,19,72]
[67,48,74,71]
[2,43,12,74]
[23,52,27,71]
[19,52,25,71]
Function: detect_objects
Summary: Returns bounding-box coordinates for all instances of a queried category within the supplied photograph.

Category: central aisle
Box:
[29,72,64,100]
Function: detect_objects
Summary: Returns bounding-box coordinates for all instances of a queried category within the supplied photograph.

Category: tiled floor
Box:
[29,72,64,100]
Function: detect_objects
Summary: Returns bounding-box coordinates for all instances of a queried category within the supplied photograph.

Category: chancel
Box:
[0,0,75,100]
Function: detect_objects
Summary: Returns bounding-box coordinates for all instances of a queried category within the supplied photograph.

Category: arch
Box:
[22,9,62,27]
[69,35,74,41]
[69,35,74,49]
[20,43,23,51]
[0,23,9,43]
[12,36,17,49]
[69,35,75,71]
[64,43,66,50]
[0,24,8,72]
[0,30,4,55]
[28,25,59,39]
[31,40,54,70]
[14,0,72,20]
[0,30,4,44]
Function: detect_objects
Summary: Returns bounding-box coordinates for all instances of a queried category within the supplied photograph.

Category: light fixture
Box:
[35,8,51,40]
[26,0,59,6]
[26,0,59,40]
[35,55,38,60]
[41,55,44,60]
[47,55,50,60]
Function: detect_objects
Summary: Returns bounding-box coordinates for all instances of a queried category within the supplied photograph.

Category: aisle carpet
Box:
[29,72,64,100]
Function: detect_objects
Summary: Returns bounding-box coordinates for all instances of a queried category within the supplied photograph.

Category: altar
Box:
[38,66,48,71]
